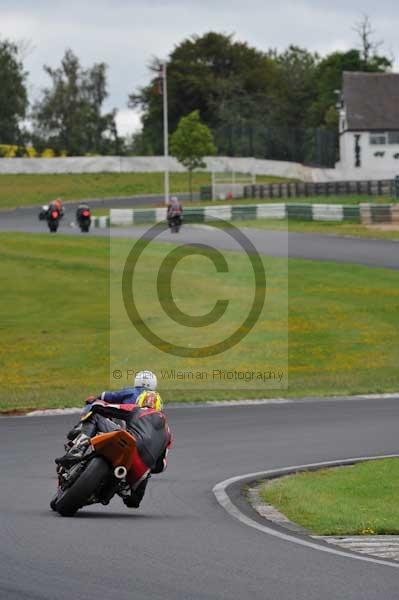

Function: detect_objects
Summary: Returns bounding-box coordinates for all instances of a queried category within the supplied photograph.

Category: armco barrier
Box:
[94,203,395,228]
[93,203,399,227]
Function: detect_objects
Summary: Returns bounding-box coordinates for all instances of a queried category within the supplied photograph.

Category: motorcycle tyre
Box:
[54,456,110,517]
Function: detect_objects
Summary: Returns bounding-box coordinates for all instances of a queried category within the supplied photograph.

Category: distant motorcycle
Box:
[167,197,183,233]
[38,205,49,221]
[76,205,92,233]
[47,207,61,232]
[168,213,182,233]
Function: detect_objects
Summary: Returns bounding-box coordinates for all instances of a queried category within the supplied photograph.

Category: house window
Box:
[388,132,399,144]
[370,133,387,145]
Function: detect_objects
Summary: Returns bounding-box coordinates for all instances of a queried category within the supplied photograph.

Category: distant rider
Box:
[47,197,64,218]
[167,196,183,221]
[39,197,64,221]
[76,203,91,221]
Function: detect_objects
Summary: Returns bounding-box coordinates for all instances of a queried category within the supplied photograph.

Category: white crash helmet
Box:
[134,370,157,390]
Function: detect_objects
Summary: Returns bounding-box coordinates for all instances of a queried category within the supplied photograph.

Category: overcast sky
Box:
[1,0,398,136]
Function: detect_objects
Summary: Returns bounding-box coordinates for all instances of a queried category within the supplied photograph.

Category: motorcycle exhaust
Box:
[114,466,127,479]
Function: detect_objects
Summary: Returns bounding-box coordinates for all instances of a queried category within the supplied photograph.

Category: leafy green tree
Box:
[129,32,279,155]
[170,110,216,200]
[272,46,319,128]
[32,49,119,155]
[0,39,28,145]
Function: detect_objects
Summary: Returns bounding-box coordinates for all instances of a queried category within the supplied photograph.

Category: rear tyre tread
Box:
[54,456,110,517]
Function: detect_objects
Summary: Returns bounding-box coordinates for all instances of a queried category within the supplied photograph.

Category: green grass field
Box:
[0,171,394,211]
[238,195,395,206]
[226,219,399,241]
[260,459,399,535]
[1,233,399,412]
[0,172,291,210]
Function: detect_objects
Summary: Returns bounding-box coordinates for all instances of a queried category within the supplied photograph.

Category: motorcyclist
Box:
[76,203,91,221]
[167,196,183,226]
[56,390,172,508]
[47,197,64,218]
[96,370,158,404]
[65,370,159,445]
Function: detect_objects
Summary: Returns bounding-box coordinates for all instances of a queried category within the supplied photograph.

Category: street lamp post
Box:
[160,63,169,206]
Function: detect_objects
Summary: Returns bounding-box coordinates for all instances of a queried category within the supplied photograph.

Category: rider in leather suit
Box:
[57,391,172,508]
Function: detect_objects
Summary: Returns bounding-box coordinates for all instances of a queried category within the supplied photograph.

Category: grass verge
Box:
[260,459,399,535]
[223,219,399,241]
[1,233,399,411]
[0,172,291,210]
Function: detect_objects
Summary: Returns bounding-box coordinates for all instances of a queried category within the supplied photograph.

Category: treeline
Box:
[0,25,392,165]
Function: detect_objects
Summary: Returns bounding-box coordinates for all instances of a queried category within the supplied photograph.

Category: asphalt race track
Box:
[1,399,399,600]
[2,208,399,598]
[1,205,399,270]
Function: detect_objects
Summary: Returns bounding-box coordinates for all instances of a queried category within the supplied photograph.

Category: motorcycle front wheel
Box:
[54,456,110,517]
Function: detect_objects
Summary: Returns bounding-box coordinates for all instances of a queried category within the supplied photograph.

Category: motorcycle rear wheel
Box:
[54,456,110,517]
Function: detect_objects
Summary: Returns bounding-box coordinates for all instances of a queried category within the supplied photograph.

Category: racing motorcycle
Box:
[47,207,61,232]
[51,429,137,517]
[76,205,92,233]
[167,212,183,233]
[38,205,49,221]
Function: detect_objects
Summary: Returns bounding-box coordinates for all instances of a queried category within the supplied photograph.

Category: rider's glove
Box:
[85,395,97,404]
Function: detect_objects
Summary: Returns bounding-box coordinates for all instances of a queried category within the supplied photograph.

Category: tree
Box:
[271,46,319,128]
[170,110,216,200]
[353,15,389,68]
[0,39,28,145]
[32,49,119,155]
[129,32,279,155]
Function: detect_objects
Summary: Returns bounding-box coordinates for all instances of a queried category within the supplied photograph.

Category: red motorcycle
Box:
[47,207,61,232]
[76,205,91,233]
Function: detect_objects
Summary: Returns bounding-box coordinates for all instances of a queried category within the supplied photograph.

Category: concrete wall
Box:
[1,153,395,183]
[0,155,337,182]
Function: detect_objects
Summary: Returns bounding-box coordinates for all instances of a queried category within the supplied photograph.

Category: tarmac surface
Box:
[1,398,399,600]
[1,204,399,270]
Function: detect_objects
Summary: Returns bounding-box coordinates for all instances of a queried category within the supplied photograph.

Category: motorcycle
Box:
[51,429,137,517]
[167,212,183,233]
[76,206,92,233]
[47,207,61,232]
[38,205,49,221]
